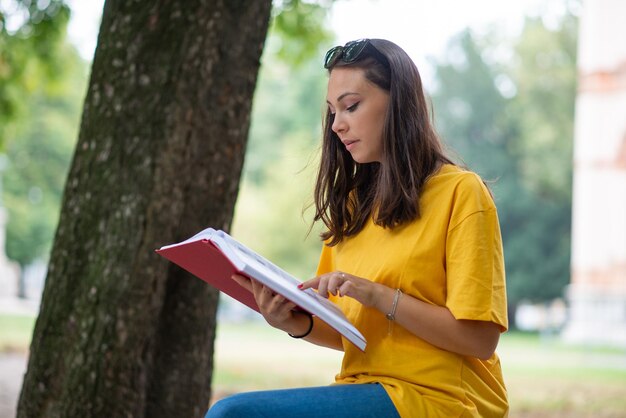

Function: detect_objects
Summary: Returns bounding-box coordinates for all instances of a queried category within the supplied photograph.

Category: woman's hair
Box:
[314,39,454,246]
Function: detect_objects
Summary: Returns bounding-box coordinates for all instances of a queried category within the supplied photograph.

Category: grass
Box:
[0,314,35,353]
[500,332,626,378]
[212,321,342,396]
[497,331,626,417]
[2,314,626,417]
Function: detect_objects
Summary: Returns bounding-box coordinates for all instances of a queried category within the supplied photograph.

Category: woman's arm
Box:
[287,313,345,351]
[300,272,501,360]
[385,286,501,360]
[232,274,344,351]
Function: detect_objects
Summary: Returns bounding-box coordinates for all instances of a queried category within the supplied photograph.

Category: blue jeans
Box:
[205,383,400,418]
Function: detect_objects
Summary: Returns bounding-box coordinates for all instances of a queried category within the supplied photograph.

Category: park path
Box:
[0,297,36,418]
[0,352,26,418]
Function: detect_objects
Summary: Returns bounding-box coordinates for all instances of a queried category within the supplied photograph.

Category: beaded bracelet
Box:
[288,312,314,339]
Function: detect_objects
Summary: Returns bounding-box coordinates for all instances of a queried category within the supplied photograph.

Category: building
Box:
[563,0,626,346]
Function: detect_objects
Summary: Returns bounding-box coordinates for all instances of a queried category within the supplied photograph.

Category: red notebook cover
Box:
[156,239,260,312]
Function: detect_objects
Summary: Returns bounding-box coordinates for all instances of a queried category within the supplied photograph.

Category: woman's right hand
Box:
[231,274,307,334]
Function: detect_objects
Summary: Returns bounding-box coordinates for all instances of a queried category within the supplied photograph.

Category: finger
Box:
[298,277,321,291]
[232,274,253,292]
[269,294,292,311]
[262,286,276,300]
[250,279,271,303]
[284,301,297,311]
[263,294,297,323]
[327,281,338,296]
[249,277,262,295]
[270,294,296,311]
[337,280,353,297]
[327,272,346,296]
[272,293,296,310]
[336,272,354,296]
[317,277,330,298]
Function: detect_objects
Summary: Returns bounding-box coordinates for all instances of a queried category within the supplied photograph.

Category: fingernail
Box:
[297,284,303,289]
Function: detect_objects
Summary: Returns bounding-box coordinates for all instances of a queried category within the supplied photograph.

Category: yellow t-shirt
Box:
[316,164,508,417]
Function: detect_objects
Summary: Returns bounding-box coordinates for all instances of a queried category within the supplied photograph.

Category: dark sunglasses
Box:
[323,39,389,69]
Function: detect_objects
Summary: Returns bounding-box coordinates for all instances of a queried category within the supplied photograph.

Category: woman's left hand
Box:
[299,271,384,309]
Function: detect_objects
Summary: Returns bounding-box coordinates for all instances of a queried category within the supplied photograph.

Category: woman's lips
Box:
[343,139,358,151]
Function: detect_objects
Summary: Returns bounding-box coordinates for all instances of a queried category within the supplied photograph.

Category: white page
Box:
[159,227,217,250]
[217,231,347,316]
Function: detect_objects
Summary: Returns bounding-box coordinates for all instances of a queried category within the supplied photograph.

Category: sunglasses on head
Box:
[323,38,389,69]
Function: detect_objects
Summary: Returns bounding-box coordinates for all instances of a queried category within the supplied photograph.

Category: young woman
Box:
[207,39,508,418]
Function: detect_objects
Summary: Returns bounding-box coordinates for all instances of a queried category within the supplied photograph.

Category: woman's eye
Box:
[347,102,360,112]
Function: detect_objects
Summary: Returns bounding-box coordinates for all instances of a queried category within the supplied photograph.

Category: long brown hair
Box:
[314,39,453,246]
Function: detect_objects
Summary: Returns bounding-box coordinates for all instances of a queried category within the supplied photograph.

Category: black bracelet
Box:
[288,312,314,339]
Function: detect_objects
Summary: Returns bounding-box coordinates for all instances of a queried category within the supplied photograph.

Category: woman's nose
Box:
[332,113,346,134]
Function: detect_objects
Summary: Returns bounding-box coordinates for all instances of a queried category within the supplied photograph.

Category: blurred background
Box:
[1,0,625,417]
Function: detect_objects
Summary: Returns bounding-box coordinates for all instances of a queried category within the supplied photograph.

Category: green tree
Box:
[234,132,325,280]
[240,18,330,185]
[0,0,70,148]
[430,10,577,320]
[232,37,329,280]
[270,0,333,65]
[3,40,87,270]
[503,13,577,304]
[510,15,578,198]
[430,30,514,180]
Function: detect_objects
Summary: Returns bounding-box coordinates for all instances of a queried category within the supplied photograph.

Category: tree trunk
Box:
[17,1,272,417]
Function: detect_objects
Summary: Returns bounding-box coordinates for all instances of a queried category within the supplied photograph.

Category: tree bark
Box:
[17,1,272,417]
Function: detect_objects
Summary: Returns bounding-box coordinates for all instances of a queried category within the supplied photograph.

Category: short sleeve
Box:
[446,204,508,331]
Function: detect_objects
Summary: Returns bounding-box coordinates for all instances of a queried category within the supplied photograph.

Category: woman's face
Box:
[326,67,390,164]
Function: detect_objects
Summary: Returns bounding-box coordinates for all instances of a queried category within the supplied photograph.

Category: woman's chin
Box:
[350,154,380,164]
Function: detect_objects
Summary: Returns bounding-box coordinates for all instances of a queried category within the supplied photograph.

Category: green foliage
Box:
[0,0,71,149]
[232,0,337,275]
[431,11,578,305]
[502,13,577,304]
[232,46,327,280]
[233,140,324,280]
[244,37,327,184]
[270,0,334,66]
[3,41,87,266]
[510,15,578,199]
[431,30,514,179]
[1,0,81,268]
[231,2,334,279]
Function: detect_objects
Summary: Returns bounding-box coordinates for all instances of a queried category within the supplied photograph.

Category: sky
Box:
[330,0,550,59]
[66,0,572,80]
